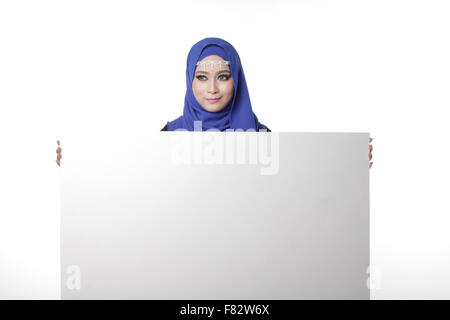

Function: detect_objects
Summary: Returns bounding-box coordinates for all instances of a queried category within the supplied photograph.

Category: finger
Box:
[370,138,373,143]
[369,161,373,168]
[368,152,372,160]
[57,147,62,153]
[369,144,373,152]
[57,140,60,146]
[57,154,61,161]
[56,160,60,167]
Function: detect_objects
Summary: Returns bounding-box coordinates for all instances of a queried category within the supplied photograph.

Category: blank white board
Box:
[61,132,370,299]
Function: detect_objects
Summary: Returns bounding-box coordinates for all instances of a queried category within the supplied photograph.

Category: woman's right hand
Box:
[56,140,62,167]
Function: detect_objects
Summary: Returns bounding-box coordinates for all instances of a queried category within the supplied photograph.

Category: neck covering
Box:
[166,37,268,131]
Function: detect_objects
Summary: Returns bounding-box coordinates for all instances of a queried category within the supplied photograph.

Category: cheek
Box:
[192,80,203,98]
[222,81,234,96]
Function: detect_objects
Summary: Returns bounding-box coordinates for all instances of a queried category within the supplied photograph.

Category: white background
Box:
[1,0,449,299]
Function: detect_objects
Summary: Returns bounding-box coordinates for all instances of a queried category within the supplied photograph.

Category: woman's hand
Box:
[56,140,62,167]
[369,137,373,169]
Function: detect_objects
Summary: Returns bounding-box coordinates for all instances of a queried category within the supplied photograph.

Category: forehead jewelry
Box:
[196,60,230,67]
[195,60,231,71]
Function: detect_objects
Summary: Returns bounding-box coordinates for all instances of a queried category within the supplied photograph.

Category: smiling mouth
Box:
[206,97,221,103]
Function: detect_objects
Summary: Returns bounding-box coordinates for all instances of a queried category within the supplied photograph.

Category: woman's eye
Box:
[196,74,230,81]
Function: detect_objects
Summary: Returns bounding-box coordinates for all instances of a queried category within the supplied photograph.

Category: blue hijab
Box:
[166,37,269,131]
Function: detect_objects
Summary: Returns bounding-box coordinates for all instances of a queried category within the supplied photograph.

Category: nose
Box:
[207,78,219,94]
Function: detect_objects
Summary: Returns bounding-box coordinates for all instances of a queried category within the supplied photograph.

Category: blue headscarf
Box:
[166,37,269,131]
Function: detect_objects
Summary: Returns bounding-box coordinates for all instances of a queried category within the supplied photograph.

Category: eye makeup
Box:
[195,71,231,81]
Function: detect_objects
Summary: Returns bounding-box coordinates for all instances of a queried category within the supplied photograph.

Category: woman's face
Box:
[192,55,234,112]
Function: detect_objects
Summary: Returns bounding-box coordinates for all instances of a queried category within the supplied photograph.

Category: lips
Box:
[206,97,221,103]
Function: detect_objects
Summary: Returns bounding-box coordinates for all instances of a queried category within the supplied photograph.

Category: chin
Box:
[204,104,225,113]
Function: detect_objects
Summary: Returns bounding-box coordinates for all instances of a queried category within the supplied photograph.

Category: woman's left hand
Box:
[369,137,373,169]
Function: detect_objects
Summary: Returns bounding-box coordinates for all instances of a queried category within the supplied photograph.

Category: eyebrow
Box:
[195,70,231,75]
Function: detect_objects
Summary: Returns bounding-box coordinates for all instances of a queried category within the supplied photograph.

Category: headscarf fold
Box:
[166,37,268,131]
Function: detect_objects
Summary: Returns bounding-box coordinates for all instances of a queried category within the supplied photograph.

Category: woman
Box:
[161,37,269,132]
[56,37,373,166]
